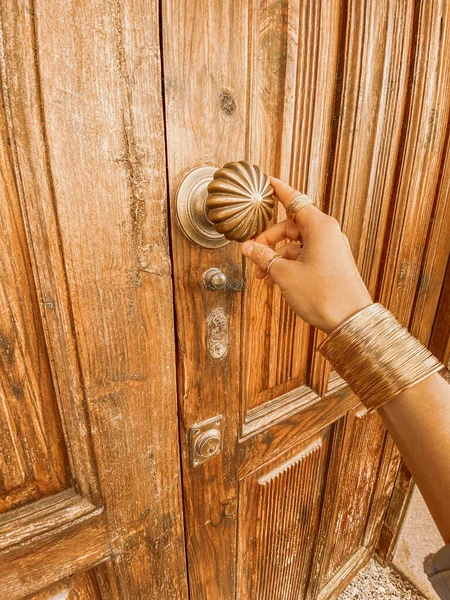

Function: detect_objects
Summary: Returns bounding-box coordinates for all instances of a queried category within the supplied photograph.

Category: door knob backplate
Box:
[176,166,229,249]
[176,162,275,248]
[190,415,223,466]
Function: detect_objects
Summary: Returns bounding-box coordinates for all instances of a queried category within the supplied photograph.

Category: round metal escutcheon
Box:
[194,429,221,458]
[176,166,231,249]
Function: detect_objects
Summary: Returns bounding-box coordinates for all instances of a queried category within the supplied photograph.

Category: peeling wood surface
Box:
[0,489,97,550]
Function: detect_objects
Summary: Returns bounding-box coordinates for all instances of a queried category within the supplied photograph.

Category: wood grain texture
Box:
[0,81,69,512]
[302,410,386,598]
[238,378,356,480]
[25,570,101,600]
[376,456,413,565]
[1,0,188,598]
[242,0,341,410]
[238,433,329,599]
[162,1,248,598]
[0,0,446,599]
[377,0,450,324]
[0,490,108,600]
[321,411,386,583]
[0,0,100,505]
[430,257,450,368]
[0,488,95,550]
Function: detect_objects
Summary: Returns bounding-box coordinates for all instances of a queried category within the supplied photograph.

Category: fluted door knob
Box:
[176,160,275,249]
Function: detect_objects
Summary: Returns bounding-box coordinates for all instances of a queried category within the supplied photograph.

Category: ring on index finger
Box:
[286,194,314,222]
[266,254,284,277]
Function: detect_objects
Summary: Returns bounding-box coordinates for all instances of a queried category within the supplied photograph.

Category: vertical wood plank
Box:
[162,1,248,598]
[0,1,101,505]
[430,257,450,368]
[0,86,69,512]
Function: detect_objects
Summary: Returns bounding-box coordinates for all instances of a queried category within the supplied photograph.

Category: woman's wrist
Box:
[322,300,374,335]
[322,293,374,336]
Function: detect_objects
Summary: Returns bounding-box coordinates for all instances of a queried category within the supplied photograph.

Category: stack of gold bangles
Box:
[318,303,444,412]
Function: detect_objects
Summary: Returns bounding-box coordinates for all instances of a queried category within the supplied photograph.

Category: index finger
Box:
[269,176,327,240]
[254,219,301,246]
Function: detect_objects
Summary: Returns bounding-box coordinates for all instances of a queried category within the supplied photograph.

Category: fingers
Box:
[254,219,300,246]
[278,242,303,260]
[269,177,302,210]
[269,176,331,241]
[254,242,302,279]
[241,240,289,282]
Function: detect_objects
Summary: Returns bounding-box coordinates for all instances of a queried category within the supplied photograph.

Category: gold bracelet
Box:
[318,303,444,413]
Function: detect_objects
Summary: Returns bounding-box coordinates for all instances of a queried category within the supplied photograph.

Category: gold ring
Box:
[266,254,283,276]
[286,194,314,222]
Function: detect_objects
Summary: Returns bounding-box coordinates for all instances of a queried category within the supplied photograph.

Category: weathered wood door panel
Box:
[0,1,187,599]
[1,1,449,599]
[162,0,450,598]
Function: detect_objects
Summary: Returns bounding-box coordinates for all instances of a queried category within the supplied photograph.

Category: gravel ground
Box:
[338,559,428,600]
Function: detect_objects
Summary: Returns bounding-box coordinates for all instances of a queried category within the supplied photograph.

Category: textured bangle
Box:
[318,303,445,413]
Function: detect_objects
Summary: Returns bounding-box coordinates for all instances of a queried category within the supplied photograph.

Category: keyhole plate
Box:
[176,166,231,249]
[190,415,223,467]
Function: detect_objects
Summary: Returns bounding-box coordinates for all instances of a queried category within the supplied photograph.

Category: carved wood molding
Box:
[0,489,109,600]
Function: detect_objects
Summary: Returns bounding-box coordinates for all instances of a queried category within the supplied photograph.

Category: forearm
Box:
[378,372,450,543]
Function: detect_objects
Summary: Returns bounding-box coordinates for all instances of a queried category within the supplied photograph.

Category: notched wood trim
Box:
[0,489,109,600]
[257,437,323,485]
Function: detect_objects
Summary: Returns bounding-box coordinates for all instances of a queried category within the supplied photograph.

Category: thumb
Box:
[241,241,287,281]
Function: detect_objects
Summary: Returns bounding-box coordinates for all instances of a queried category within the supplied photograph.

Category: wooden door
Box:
[0,2,187,599]
[162,1,450,599]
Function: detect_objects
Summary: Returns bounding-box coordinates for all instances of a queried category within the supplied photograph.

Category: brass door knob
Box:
[176,161,275,248]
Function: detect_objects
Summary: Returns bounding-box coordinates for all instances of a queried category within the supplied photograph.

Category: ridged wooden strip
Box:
[239,436,327,599]
[409,121,450,344]
[378,0,450,323]
[243,0,340,411]
[355,1,414,290]
[284,0,340,396]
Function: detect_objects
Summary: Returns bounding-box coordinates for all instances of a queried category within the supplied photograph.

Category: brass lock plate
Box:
[176,166,230,249]
[190,415,223,467]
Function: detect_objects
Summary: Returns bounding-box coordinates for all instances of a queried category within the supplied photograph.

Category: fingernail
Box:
[242,241,254,257]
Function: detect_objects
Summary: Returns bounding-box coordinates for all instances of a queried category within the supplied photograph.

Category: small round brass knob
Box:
[194,429,221,458]
[203,268,227,290]
[206,161,275,242]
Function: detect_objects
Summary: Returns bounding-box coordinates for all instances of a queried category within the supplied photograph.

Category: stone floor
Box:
[338,560,427,600]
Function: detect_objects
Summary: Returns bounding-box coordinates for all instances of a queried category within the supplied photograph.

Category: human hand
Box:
[241,177,373,334]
